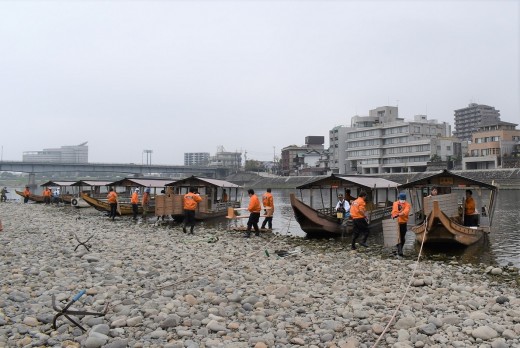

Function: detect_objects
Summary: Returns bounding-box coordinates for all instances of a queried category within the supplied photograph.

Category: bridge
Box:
[0,161,233,185]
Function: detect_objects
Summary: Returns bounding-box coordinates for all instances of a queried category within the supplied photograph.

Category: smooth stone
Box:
[471,325,498,340]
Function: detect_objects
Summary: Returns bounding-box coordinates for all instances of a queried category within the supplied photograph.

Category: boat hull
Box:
[80,192,145,215]
[15,190,44,203]
[290,193,344,236]
[411,200,485,246]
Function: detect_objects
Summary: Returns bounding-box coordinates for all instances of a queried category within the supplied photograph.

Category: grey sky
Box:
[0,0,518,165]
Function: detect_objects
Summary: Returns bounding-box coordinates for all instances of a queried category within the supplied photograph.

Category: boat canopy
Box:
[40,180,77,187]
[70,180,113,187]
[398,170,497,190]
[165,176,240,188]
[296,174,399,190]
[108,178,176,188]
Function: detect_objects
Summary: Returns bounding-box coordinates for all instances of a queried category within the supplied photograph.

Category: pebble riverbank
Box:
[0,203,519,348]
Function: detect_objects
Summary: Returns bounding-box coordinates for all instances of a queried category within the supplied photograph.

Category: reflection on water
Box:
[203,189,519,268]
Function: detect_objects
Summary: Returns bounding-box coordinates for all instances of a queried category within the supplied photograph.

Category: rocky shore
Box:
[0,203,519,348]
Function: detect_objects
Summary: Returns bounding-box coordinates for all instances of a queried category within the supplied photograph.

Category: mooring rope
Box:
[371,218,428,348]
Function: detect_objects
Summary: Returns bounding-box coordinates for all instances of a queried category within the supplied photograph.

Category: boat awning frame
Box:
[165,176,241,189]
[108,178,176,188]
[398,169,497,190]
[40,180,77,187]
[296,174,399,190]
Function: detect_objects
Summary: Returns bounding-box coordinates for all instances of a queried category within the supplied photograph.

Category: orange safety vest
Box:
[183,192,202,210]
[248,194,261,213]
[131,192,139,204]
[391,200,411,224]
[465,197,476,215]
[24,189,31,197]
[262,192,274,208]
[350,197,366,219]
[43,189,51,197]
[142,192,150,206]
[107,191,118,203]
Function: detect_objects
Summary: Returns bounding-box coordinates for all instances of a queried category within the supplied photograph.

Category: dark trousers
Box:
[352,218,369,247]
[24,197,29,203]
[109,203,117,219]
[184,209,196,230]
[247,212,260,232]
[397,223,407,255]
[464,214,478,227]
[44,197,50,204]
[132,204,138,220]
[261,216,273,229]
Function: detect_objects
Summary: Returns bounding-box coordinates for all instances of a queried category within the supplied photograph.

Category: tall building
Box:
[339,107,452,174]
[453,103,501,142]
[22,142,88,163]
[184,152,210,166]
[329,125,352,174]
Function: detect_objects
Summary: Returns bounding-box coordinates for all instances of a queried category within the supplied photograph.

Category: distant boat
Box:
[80,192,142,215]
[69,180,113,208]
[163,176,242,221]
[290,174,399,238]
[40,180,77,204]
[15,190,45,203]
[398,169,498,247]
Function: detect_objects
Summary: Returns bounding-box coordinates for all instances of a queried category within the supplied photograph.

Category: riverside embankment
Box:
[227,169,520,190]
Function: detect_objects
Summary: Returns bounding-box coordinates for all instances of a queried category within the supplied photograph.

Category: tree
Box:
[245,159,263,172]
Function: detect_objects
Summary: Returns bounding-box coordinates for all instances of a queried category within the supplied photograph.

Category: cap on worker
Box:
[398,192,406,200]
[145,188,151,193]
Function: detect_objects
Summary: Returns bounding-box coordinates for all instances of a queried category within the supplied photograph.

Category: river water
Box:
[4,187,519,267]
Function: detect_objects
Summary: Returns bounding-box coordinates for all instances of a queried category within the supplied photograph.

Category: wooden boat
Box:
[290,174,399,237]
[15,190,45,203]
[70,180,113,208]
[164,176,241,221]
[40,180,76,204]
[398,170,498,246]
[80,192,143,215]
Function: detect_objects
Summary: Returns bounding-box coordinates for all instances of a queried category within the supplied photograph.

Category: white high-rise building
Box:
[330,107,454,174]
[23,142,88,163]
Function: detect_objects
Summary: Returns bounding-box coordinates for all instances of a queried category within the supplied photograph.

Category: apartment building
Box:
[453,103,501,142]
[463,121,520,169]
[343,108,452,174]
[22,142,88,163]
[184,152,210,166]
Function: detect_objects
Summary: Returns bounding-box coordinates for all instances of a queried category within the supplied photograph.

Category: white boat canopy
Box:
[296,174,399,190]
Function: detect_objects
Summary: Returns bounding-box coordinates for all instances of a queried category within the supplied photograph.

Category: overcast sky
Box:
[0,0,518,165]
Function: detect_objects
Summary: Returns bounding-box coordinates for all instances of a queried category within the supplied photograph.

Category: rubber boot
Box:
[397,243,404,257]
[183,225,187,233]
[190,226,194,235]
[243,230,251,238]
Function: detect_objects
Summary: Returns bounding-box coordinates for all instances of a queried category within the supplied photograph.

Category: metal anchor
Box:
[73,233,95,252]
[52,290,108,331]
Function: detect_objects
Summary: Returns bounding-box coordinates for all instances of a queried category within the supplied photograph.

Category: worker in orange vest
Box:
[260,188,274,230]
[142,188,151,221]
[392,192,411,257]
[107,188,118,220]
[43,187,52,204]
[350,191,370,250]
[131,188,140,220]
[23,186,31,204]
[183,187,202,234]
[245,189,261,238]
